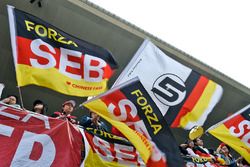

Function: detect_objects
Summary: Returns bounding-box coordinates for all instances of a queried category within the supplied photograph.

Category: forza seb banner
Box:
[81,127,145,167]
[114,40,223,130]
[207,104,250,164]
[82,78,184,167]
[7,5,118,97]
[0,102,82,167]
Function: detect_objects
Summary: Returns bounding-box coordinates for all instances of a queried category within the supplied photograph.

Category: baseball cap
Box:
[62,100,76,107]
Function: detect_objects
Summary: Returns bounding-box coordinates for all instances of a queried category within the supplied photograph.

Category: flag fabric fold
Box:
[7,5,118,97]
[80,127,145,167]
[207,104,250,163]
[82,78,184,166]
[0,102,82,166]
[114,39,223,129]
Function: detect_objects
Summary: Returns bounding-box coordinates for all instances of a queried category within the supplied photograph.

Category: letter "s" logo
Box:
[152,74,186,106]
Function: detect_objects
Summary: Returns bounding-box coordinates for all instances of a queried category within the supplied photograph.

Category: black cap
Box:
[33,100,44,106]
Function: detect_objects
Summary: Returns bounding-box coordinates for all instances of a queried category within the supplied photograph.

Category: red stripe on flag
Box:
[171,76,209,127]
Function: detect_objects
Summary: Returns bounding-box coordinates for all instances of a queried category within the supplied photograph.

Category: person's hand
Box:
[216,145,222,153]
[58,114,66,120]
[180,144,188,148]
[34,104,43,110]
[236,156,243,163]
[2,98,10,104]
[70,119,79,125]
[92,116,99,125]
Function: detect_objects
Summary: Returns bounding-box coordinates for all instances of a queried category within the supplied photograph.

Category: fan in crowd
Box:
[179,139,199,157]
[32,99,47,115]
[79,96,108,131]
[0,94,21,109]
[52,100,78,124]
[79,110,108,131]
[216,143,241,167]
[193,137,216,161]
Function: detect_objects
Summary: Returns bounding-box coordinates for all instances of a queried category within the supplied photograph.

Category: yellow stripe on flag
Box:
[208,124,250,163]
[84,148,129,167]
[83,99,152,163]
[180,80,217,128]
[16,64,108,97]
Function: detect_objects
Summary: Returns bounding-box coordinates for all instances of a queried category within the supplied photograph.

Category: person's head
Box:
[90,111,100,120]
[33,100,45,114]
[6,95,18,105]
[185,139,195,148]
[193,137,203,147]
[219,143,230,155]
[62,100,76,115]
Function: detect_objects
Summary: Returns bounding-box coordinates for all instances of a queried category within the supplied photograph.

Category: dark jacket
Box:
[79,115,108,132]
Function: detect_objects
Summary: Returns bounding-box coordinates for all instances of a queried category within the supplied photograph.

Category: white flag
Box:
[113,39,223,129]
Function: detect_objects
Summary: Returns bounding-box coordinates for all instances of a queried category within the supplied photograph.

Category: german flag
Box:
[114,39,223,130]
[207,104,250,164]
[167,73,223,129]
[7,5,117,97]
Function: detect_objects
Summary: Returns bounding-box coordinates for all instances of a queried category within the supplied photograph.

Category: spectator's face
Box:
[221,146,229,154]
[34,104,44,114]
[188,141,195,148]
[8,96,17,105]
[196,138,203,146]
[91,112,100,120]
[63,103,74,115]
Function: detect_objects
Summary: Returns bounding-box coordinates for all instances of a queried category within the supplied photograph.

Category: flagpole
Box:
[17,86,24,109]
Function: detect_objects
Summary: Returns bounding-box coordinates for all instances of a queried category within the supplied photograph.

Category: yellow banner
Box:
[16,64,108,97]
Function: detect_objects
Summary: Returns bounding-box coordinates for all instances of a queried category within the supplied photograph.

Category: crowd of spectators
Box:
[0,92,108,130]
[0,88,249,167]
[179,137,249,166]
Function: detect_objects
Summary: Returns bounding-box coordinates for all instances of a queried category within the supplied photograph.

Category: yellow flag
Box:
[207,104,250,163]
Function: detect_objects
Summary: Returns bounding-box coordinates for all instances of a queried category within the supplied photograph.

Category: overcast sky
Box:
[89,0,250,88]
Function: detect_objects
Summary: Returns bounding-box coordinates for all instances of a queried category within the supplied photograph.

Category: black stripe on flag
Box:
[120,79,184,166]
[164,70,201,125]
[13,8,118,69]
[241,107,250,121]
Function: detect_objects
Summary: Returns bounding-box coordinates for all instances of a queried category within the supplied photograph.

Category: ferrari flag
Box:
[0,102,82,166]
[207,104,250,163]
[114,39,223,129]
[7,5,118,97]
[82,78,184,166]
